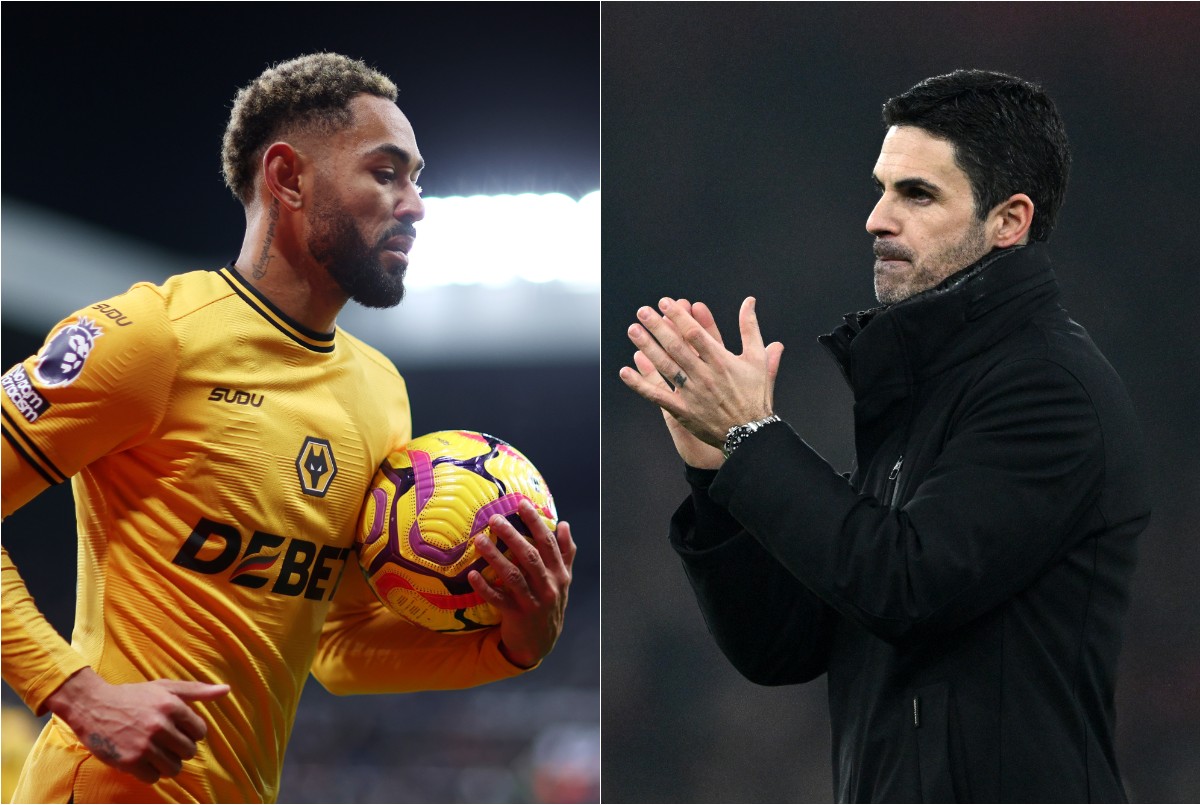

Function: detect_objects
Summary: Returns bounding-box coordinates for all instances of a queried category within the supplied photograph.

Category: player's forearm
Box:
[313,610,526,695]
[1,547,91,714]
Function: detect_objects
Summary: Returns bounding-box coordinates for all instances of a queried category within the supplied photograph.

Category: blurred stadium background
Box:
[1,4,598,803]
[602,3,1200,803]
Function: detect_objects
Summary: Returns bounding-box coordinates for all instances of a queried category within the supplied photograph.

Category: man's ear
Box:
[261,142,304,210]
[990,193,1034,248]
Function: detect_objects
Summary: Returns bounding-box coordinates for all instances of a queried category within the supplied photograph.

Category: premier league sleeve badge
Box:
[33,317,104,388]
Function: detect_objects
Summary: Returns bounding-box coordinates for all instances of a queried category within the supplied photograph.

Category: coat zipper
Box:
[888,455,904,508]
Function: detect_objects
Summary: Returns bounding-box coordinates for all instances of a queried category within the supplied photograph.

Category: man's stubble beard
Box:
[873,218,988,306]
[307,195,407,310]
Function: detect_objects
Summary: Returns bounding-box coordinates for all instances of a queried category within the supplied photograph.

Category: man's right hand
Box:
[44,667,229,784]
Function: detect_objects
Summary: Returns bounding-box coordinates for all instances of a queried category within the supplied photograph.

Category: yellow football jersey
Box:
[1,267,526,803]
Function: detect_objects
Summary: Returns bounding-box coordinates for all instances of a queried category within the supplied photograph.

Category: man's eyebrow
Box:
[893,177,942,195]
[369,143,425,173]
[871,174,942,194]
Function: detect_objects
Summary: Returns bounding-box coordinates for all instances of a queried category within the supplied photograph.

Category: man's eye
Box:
[413,183,423,196]
[375,170,395,184]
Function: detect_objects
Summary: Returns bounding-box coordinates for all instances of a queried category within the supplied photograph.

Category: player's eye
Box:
[413,183,423,196]
[375,170,396,184]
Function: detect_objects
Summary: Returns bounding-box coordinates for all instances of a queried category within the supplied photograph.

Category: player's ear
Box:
[989,193,1034,248]
[261,142,304,210]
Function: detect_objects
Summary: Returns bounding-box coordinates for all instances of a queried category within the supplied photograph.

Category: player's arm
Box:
[1,288,228,782]
[313,502,575,694]
[1,294,173,711]
[2,548,221,785]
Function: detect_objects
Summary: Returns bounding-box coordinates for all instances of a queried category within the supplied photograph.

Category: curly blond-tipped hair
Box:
[221,53,397,203]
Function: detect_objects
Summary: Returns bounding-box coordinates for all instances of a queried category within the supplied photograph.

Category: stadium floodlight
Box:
[408,191,599,290]
[1,192,600,364]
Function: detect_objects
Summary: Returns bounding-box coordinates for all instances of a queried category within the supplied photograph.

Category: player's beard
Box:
[873,217,988,305]
[307,196,409,309]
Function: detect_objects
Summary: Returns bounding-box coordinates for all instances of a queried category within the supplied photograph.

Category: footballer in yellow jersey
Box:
[1,267,530,802]
[1,53,575,803]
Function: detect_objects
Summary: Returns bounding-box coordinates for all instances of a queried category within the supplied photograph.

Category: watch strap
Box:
[722,414,781,458]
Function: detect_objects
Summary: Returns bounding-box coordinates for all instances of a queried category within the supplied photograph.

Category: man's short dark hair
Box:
[222,53,398,204]
[882,69,1071,243]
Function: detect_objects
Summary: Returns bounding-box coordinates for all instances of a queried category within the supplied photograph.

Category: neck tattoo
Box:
[252,199,280,279]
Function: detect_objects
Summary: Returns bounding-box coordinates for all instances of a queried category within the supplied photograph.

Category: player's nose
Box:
[396,184,425,224]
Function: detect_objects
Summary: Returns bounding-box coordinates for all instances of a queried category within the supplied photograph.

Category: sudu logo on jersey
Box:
[171,518,352,601]
[296,436,338,497]
[34,318,104,388]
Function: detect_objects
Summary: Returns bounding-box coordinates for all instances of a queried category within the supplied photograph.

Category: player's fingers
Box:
[155,715,201,761]
[495,512,554,597]
[149,692,212,743]
[142,740,184,779]
[556,521,576,570]
[468,569,508,608]
[476,529,539,606]
[515,499,564,572]
[158,680,230,703]
[738,296,766,354]
[172,705,207,743]
[128,760,162,784]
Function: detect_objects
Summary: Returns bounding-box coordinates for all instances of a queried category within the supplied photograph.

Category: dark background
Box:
[1,3,598,803]
[601,3,1200,802]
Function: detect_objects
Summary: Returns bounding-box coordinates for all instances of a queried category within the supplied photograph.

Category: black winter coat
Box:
[670,245,1150,802]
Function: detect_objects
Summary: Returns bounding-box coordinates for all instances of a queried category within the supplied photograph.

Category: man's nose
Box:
[865,195,897,237]
[396,184,425,223]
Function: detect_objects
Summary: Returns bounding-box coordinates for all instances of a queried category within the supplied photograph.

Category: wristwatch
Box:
[722,414,781,459]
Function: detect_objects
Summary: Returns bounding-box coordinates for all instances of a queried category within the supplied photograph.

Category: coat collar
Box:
[819,244,1060,399]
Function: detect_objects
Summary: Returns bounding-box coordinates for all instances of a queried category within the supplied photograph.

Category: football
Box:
[358,430,557,632]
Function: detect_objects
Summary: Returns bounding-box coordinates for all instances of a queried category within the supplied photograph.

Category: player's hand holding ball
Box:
[358,431,574,667]
[472,498,574,668]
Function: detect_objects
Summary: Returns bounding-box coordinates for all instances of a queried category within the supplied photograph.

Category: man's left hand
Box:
[620,296,784,448]
[469,500,575,668]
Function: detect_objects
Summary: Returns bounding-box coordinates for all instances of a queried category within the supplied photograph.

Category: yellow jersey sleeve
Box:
[1,285,177,712]
[2,285,177,516]
[312,536,527,695]
[0,548,90,714]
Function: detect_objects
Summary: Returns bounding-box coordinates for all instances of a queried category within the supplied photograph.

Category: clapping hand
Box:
[619,297,784,464]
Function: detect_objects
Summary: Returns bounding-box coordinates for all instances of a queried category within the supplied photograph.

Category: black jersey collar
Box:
[218,265,337,354]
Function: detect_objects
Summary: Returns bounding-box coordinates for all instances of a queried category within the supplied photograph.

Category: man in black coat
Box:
[619,70,1150,802]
